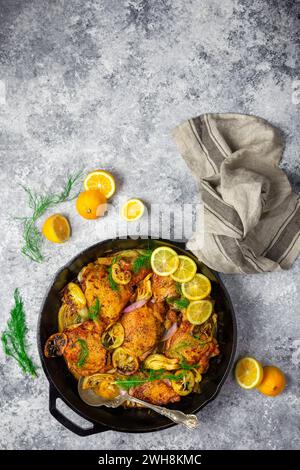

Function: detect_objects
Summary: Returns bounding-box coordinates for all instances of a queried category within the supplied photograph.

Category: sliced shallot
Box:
[123,299,147,313]
[161,322,178,342]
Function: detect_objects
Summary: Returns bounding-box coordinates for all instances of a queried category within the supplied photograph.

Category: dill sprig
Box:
[166,296,189,310]
[108,257,119,291]
[1,289,37,377]
[76,339,89,368]
[18,171,82,263]
[132,249,153,273]
[179,360,199,370]
[88,298,101,320]
[115,369,187,391]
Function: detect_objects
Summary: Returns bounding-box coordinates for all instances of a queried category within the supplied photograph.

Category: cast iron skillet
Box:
[38,238,237,435]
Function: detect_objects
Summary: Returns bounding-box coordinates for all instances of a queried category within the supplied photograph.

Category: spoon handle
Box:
[125,395,199,429]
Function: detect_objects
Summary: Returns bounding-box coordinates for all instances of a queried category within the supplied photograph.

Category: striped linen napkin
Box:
[172,113,300,273]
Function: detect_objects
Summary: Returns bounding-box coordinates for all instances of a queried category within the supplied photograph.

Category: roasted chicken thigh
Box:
[121,304,163,360]
[63,321,108,377]
[79,263,132,326]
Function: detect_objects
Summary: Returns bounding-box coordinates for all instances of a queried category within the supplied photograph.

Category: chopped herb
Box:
[179,360,199,370]
[17,171,82,263]
[132,249,153,273]
[108,257,119,291]
[88,298,100,320]
[1,289,37,377]
[76,339,89,368]
[167,296,189,310]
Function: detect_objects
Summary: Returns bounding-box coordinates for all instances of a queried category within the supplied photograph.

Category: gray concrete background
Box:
[0,0,299,450]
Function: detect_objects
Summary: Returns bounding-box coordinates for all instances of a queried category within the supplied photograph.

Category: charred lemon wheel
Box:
[111,262,132,285]
[151,246,179,276]
[83,170,116,199]
[101,323,125,350]
[235,357,264,390]
[182,273,211,300]
[121,198,145,221]
[58,304,82,332]
[44,333,67,357]
[112,347,139,375]
[76,190,107,219]
[186,299,213,325]
[171,255,197,283]
[82,374,119,399]
[172,370,195,396]
[42,214,70,243]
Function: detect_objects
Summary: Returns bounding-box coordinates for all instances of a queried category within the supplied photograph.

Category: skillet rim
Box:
[37,238,237,433]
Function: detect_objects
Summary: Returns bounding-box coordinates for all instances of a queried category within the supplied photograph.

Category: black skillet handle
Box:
[49,385,106,436]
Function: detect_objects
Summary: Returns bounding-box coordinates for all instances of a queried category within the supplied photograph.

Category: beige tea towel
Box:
[172,113,300,273]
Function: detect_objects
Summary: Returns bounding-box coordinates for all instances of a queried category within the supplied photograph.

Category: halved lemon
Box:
[121,198,145,221]
[235,357,263,390]
[182,273,211,300]
[171,255,197,283]
[42,214,70,243]
[151,246,179,276]
[186,299,213,325]
[83,170,116,198]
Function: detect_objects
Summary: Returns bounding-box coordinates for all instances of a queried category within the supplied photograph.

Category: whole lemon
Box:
[76,190,107,219]
[256,366,286,397]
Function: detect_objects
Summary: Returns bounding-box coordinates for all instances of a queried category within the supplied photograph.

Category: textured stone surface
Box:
[0,0,299,450]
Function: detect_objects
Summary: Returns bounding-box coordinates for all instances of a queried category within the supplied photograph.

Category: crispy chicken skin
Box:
[130,379,180,405]
[80,263,132,326]
[63,321,107,377]
[121,304,163,360]
[165,321,219,372]
[151,274,178,301]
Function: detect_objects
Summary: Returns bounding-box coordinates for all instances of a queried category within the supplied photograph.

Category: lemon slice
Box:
[65,282,87,308]
[83,170,116,198]
[151,246,179,276]
[182,273,211,300]
[121,198,145,221]
[186,300,213,325]
[235,357,263,390]
[42,214,70,243]
[171,255,197,283]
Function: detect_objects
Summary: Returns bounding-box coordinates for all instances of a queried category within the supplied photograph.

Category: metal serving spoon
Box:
[78,378,198,429]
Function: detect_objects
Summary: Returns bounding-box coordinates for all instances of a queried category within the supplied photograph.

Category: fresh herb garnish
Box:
[114,368,191,390]
[115,359,200,390]
[179,360,199,370]
[167,296,189,310]
[132,249,153,273]
[108,257,119,291]
[1,289,37,377]
[18,171,82,262]
[88,298,100,320]
[76,339,89,368]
